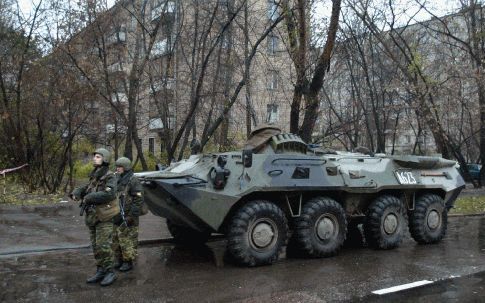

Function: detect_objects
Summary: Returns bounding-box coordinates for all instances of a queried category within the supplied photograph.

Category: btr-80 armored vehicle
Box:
[137,126,465,266]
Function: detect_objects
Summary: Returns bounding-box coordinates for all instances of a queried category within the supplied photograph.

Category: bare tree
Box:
[347,0,475,184]
[414,0,484,184]
[0,0,96,192]
[281,0,342,142]
[143,0,285,162]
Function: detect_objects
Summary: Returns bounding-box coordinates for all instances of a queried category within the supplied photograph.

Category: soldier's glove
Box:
[126,216,135,226]
[112,214,124,226]
[83,194,96,205]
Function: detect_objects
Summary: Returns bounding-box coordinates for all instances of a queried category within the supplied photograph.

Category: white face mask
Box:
[93,154,104,166]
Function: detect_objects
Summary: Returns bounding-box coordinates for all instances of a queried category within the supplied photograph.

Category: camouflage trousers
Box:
[86,216,114,270]
[112,224,139,262]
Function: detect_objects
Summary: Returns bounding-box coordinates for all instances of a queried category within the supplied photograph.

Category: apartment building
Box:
[319,6,482,155]
[66,0,295,157]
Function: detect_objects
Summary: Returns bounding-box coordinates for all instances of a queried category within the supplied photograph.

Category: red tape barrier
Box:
[0,164,28,175]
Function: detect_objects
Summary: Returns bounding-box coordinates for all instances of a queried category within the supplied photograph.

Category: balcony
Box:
[149,118,164,131]
[106,31,126,46]
[106,124,127,134]
[149,115,174,131]
[107,62,125,73]
[111,92,128,103]
[152,77,175,92]
[151,1,175,21]
[150,39,172,58]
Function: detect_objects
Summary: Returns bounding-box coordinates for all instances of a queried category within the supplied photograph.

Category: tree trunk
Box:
[298,0,341,142]
[477,75,485,186]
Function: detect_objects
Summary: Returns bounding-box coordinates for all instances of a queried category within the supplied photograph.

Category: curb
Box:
[0,238,174,257]
[448,213,485,217]
[0,235,225,257]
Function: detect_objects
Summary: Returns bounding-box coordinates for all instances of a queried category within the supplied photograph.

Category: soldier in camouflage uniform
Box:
[71,148,119,286]
[112,157,143,272]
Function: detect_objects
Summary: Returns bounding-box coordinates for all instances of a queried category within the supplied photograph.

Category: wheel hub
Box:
[251,221,275,248]
[316,215,338,241]
[383,213,398,234]
[427,210,441,230]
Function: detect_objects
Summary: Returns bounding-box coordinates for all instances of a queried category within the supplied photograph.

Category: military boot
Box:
[86,267,106,283]
[114,258,123,269]
[119,261,133,272]
[100,270,117,286]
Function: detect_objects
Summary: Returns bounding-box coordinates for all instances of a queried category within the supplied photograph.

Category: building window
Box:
[267,0,279,21]
[149,138,155,154]
[405,135,411,144]
[267,70,278,90]
[131,15,137,30]
[168,104,175,129]
[221,33,232,49]
[219,64,233,84]
[267,33,279,55]
[151,38,171,58]
[266,104,279,123]
[152,0,175,21]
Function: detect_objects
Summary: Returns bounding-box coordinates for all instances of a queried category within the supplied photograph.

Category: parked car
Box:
[466,163,482,181]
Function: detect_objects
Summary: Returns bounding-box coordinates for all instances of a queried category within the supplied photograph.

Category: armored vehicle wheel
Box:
[293,197,347,257]
[166,219,211,246]
[364,195,406,250]
[409,194,447,244]
[227,200,288,267]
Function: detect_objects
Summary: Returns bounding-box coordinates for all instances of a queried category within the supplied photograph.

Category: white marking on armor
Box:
[372,280,433,295]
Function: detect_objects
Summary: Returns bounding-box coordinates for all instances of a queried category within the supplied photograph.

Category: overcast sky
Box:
[13,0,461,54]
[18,0,457,17]
[315,0,459,22]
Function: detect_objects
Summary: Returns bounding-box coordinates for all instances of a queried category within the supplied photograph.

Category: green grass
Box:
[0,180,65,205]
[450,196,485,215]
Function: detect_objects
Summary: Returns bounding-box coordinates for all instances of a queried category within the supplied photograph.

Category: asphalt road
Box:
[0,203,168,255]
[1,215,485,302]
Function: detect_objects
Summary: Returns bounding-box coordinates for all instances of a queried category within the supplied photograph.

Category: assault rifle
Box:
[70,194,88,217]
[119,194,128,227]
[79,199,89,216]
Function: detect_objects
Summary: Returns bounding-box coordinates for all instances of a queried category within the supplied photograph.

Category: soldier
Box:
[112,157,143,272]
[71,148,119,286]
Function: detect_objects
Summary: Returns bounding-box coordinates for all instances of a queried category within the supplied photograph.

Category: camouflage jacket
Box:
[117,170,143,218]
[72,166,117,205]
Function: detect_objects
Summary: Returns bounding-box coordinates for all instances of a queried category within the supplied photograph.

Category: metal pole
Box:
[2,172,5,195]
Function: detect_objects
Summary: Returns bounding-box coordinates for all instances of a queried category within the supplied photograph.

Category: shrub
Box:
[133,153,164,172]
[72,160,94,179]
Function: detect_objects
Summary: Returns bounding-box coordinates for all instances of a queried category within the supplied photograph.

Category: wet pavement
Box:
[360,270,485,302]
[1,214,485,302]
[0,202,167,255]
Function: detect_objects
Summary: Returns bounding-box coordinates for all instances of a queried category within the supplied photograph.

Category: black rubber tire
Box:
[409,194,447,244]
[166,219,211,246]
[227,200,288,267]
[293,197,347,257]
[364,195,407,250]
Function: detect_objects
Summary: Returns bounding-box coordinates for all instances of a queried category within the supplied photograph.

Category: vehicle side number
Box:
[395,171,417,185]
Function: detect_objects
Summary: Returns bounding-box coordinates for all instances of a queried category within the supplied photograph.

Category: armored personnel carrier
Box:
[137,126,465,266]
